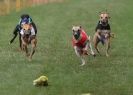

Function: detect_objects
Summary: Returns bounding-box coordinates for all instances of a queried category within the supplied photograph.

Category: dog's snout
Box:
[73,30,80,40]
[100,13,110,23]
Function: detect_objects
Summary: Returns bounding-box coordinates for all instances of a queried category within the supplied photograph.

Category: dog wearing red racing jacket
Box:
[72,26,95,66]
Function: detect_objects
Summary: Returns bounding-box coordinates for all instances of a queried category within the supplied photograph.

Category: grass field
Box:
[0,0,133,95]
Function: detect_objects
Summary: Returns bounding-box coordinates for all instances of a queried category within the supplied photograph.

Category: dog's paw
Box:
[106,54,109,57]
[93,54,96,57]
[82,50,88,55]
[80,61,85,66]
[80,63,85,66]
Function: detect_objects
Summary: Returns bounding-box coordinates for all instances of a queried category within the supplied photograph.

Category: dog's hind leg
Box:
[74,46,85,66]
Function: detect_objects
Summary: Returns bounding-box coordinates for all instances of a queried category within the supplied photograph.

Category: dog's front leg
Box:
[21,37,29,57]
[105,38,110,57]
[29,38,37,61]
[96,30,102,40]
[74,46,85,66]
[23,43,28,57]
[93,33,100,54]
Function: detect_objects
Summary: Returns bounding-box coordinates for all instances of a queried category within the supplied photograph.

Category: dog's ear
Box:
[72,25,75,31]
[99,11,102,15]
[99,11,103,15]
[107,13,111,19]
[106,13,111,19]
[99,12,101,17]
[99,12,104,19]
[79,25,82,29]
[105,10,111,19]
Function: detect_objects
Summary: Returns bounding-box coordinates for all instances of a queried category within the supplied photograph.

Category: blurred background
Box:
[0,0,63,15]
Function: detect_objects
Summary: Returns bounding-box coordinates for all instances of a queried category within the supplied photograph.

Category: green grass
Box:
[0,0,133,95]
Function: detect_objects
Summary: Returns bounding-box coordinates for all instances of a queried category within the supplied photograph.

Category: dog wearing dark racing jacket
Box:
[20,21,37,61]
[72,26,95,66]
[93,12,114,57]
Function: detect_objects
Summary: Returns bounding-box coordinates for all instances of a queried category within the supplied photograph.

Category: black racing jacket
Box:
[18,14,37,34]
[95,21,111,32]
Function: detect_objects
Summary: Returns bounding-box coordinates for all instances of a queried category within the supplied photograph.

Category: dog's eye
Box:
[100,17,103,19]
[105,17,108,19]
[78,30,80,32]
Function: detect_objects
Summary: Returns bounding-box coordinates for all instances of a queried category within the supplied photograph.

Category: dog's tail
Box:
[110,33,115,38]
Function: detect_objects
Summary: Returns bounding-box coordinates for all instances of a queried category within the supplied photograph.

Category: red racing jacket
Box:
[72,29,89,48]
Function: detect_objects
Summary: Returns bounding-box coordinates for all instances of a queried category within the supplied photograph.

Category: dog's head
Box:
[99,12,110,25]
[22,23,31,37]
[72,26,82,40]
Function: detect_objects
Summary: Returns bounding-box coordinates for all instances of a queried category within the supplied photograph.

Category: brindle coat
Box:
[21,25,37,61]
[93,12,114,57]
